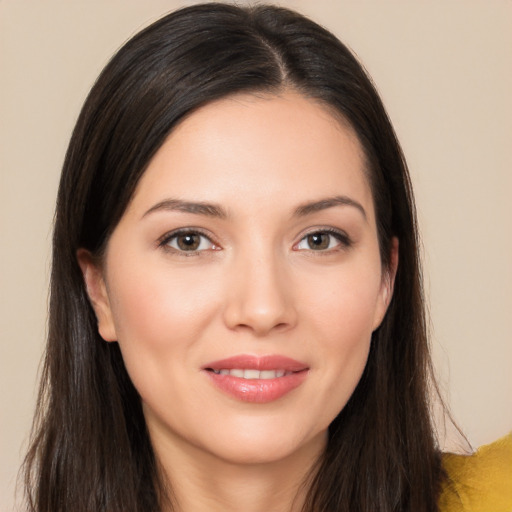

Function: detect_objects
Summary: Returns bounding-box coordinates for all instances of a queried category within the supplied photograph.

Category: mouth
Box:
[206,368,293,379]
[202,355,309,403]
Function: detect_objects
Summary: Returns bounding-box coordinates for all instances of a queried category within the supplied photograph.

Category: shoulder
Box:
[439,433,512,512]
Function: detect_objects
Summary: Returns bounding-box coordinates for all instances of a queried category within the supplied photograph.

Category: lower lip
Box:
[204,370,308,403]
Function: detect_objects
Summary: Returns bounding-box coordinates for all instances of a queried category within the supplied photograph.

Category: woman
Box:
[22,3,511,511]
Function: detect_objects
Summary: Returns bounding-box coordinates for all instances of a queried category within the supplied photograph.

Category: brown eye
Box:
[163,231,215,253]
[306,233,330,250]
[295,230,350,252]
[177,233,201,251]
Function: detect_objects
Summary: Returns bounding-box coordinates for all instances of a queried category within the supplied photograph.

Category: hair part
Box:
[24,3,445,511]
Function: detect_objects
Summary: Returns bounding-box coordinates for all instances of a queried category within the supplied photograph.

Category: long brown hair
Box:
[23,3,444,511]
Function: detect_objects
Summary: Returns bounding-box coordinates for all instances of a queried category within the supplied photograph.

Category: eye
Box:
[295,230,351,251]
[160,230,217,253]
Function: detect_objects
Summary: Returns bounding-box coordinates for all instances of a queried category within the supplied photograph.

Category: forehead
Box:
[128,91,374,222]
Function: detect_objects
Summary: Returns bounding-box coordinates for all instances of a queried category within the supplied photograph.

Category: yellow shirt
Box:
[439,433,512,512]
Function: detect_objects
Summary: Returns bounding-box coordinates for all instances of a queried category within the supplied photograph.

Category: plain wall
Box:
[1,1,511,510]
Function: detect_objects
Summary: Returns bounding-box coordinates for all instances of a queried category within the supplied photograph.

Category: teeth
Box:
[244,369,260,379]
[211,369,290,379]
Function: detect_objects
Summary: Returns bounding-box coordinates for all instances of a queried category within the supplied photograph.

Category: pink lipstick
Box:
[202,355,309,403]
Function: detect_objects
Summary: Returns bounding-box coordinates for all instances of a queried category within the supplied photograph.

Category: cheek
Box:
[313,302,375,428]
[110,256,220,330]
[299,261,382,396]
[106,260,221,384]
[316,290,374,383]
[304,260,383,339]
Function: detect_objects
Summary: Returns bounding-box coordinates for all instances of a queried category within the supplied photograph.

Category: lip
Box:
[202,354,309,403]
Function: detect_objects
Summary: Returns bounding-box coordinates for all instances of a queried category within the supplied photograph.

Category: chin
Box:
[198,423,328,467]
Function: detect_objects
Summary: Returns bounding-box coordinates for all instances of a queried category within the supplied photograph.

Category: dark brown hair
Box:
[23,3,444,511]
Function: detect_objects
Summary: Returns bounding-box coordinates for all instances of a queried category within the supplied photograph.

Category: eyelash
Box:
[158,227,352,255]
[294,228,352,253]
[158,228,218,256]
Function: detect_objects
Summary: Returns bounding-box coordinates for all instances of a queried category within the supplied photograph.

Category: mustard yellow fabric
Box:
[439,433,512,512]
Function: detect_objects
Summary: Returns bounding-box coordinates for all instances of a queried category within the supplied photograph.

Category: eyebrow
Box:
[293,195,367,221]
[142,199,228,219]
[142,195,367,221]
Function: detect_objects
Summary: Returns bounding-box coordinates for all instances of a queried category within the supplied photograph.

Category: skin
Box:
[79,91,398,511]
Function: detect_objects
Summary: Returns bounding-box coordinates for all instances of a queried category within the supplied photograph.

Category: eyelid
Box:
[158,227,220,253]
[293,227,353,251]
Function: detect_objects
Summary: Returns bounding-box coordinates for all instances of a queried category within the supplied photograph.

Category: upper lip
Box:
[203,354,308,372]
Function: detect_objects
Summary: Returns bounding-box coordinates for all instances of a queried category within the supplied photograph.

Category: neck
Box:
[150,426,325,512]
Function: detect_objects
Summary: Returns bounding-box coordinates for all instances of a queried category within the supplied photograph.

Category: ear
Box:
[77,249,117,342]
[372,237,399,331]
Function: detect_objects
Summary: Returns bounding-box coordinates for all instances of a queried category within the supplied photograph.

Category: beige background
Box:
[1,1,511,510]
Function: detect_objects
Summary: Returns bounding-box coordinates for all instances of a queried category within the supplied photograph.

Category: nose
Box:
[223,250,297,337]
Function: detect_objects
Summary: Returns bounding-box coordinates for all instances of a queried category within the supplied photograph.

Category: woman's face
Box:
[81,92,396,466]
